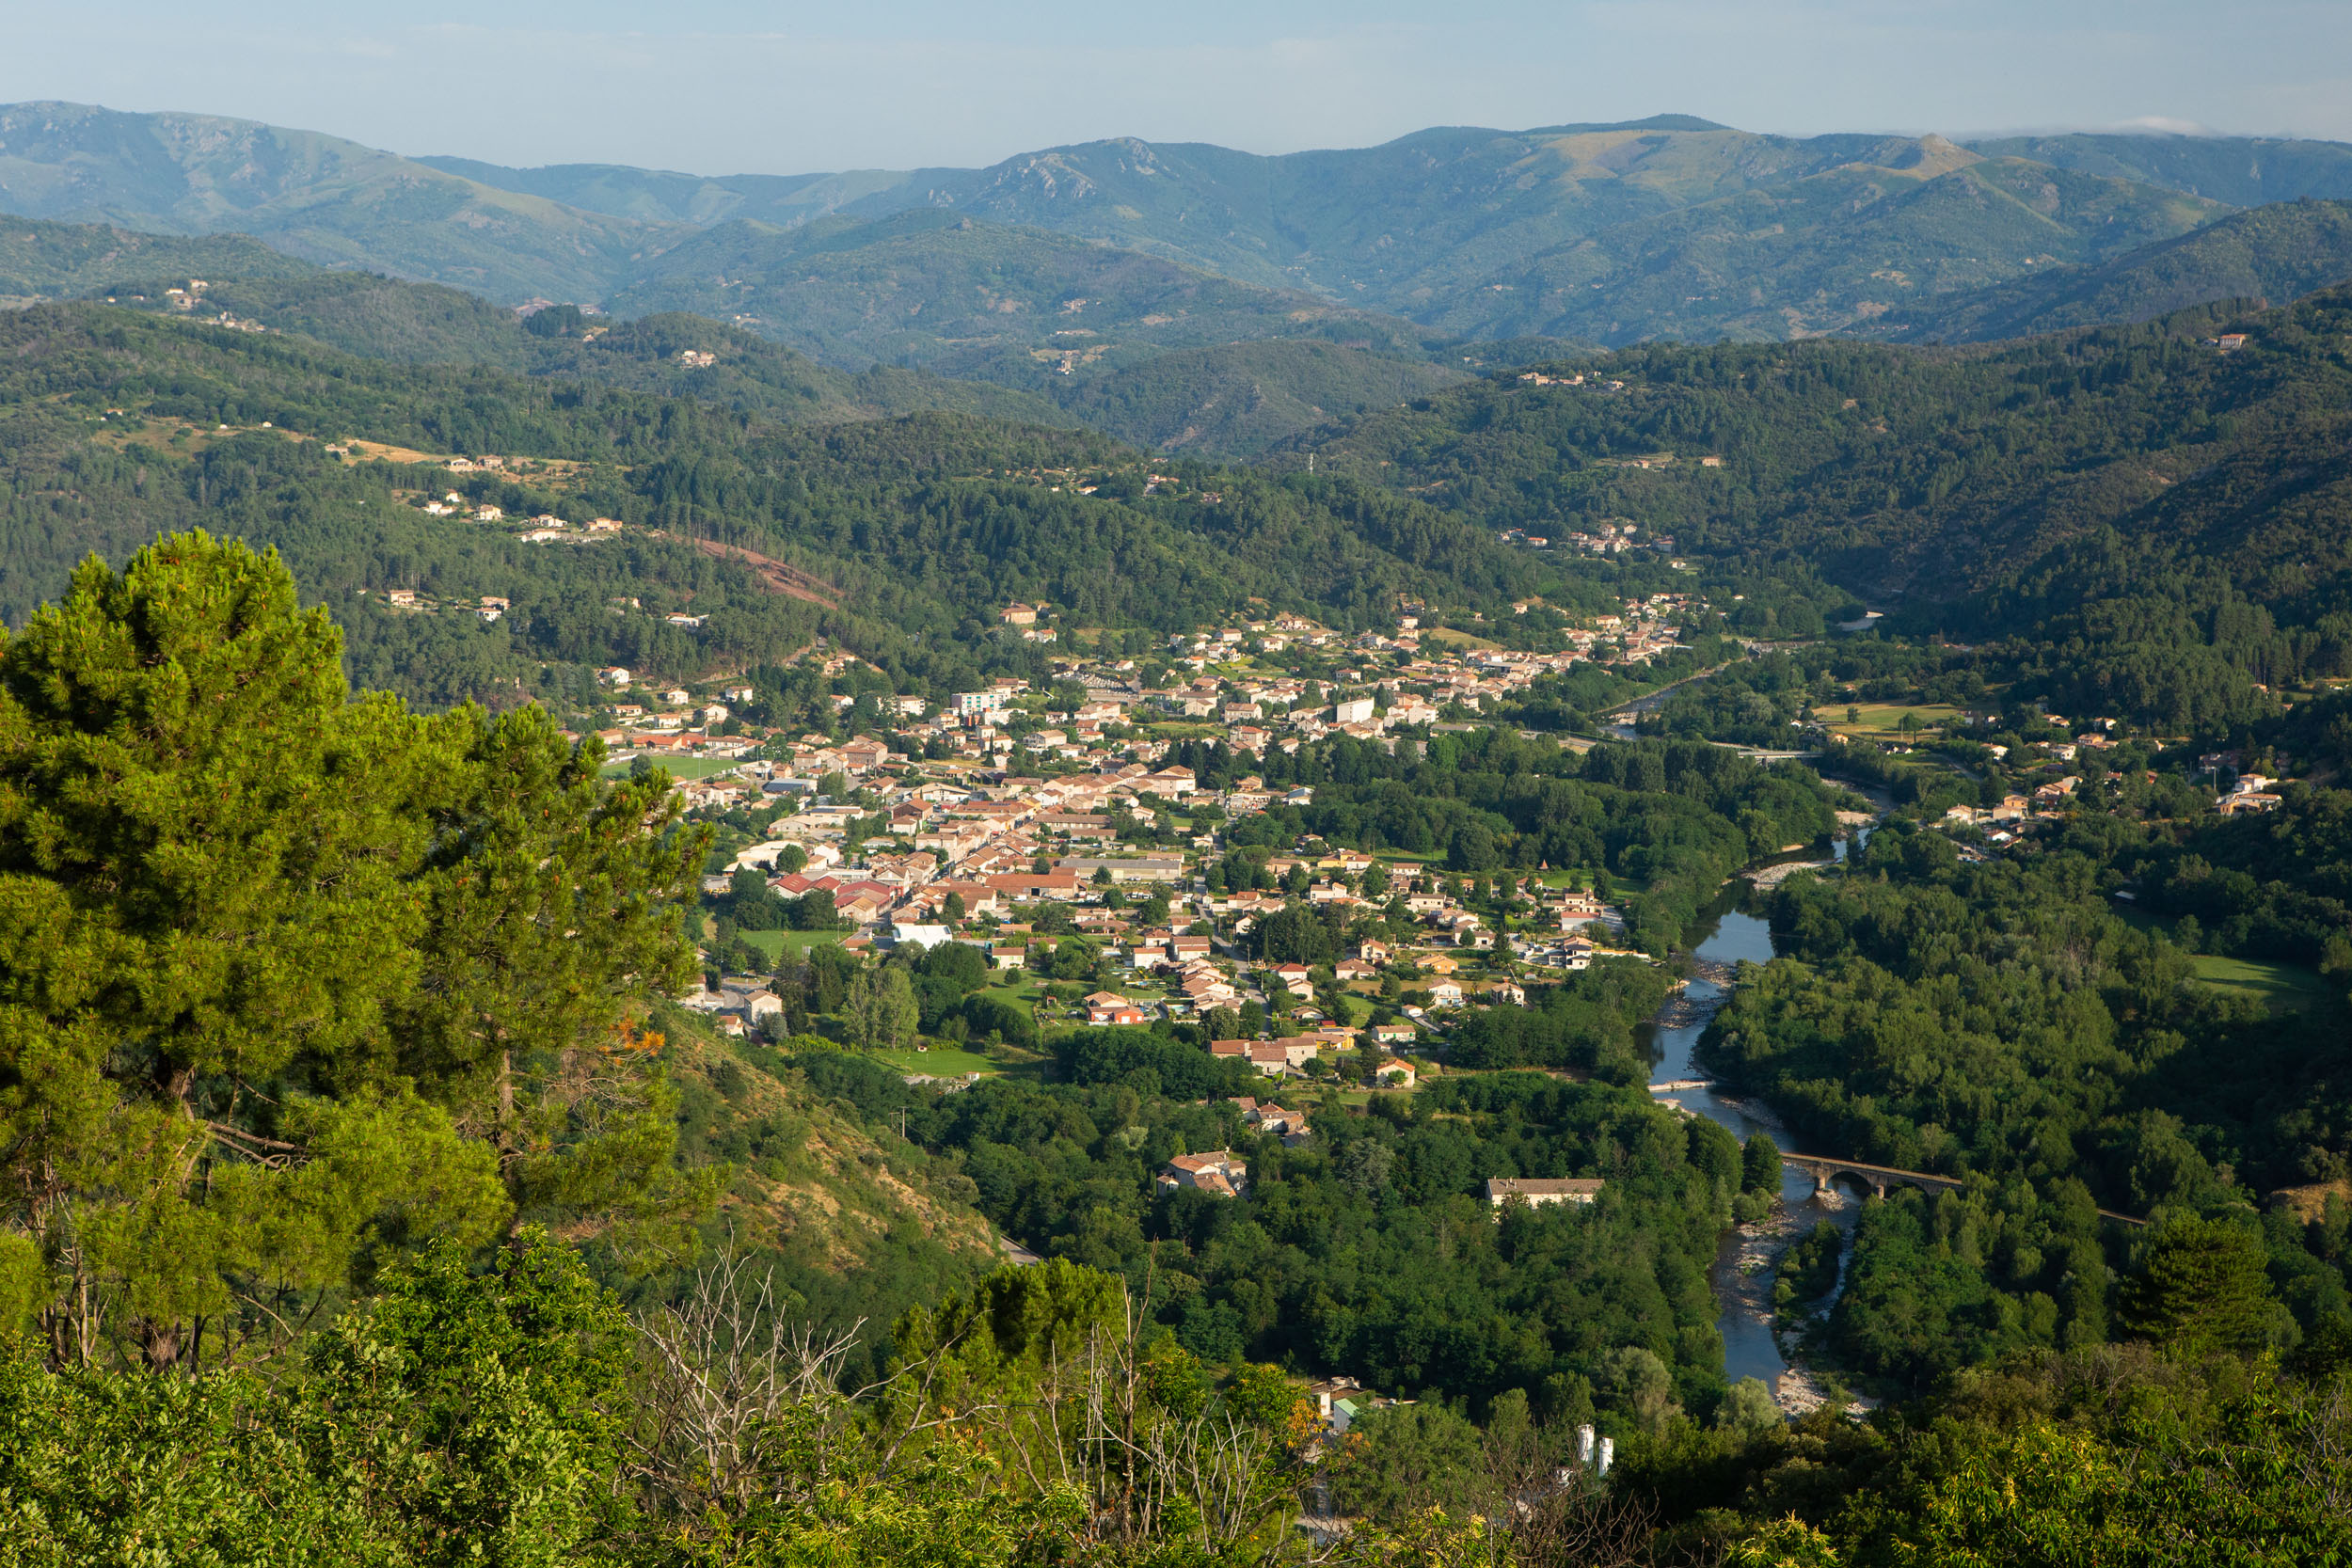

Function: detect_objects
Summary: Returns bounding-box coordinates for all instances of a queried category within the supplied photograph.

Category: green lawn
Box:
[600,754,744,781]
[1422,626,1502,651]
[982,973,1045,1019]
[1532,866,1617,890]
[2111,908,2336,1020]
[2188,954,2338,1018]
[1827,703,1965,736]
[867,1046,999,1076]
[737,928,845,964]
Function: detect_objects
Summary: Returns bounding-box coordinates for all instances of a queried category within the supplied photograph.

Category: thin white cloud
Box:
[2110,117,2215,136]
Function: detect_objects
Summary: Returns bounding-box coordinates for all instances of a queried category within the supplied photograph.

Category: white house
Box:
[1485,1178,1604,1209]
[1158,1151,1249,1197]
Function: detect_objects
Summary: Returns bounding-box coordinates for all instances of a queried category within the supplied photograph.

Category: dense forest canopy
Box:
[800,1042,1742,1417]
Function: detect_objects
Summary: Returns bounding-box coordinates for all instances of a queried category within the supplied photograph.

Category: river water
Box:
[1645,831,1870,1406]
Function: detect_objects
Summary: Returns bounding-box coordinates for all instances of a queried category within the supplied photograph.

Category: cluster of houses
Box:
[636,679,1642,1025]
[564,589,1704,797]
[405,487,624,543]
[1513,369,1626,394]
[1206,1035,1417,1084]
[553,596,1685,1047]
[650,721,1629,1050]
[2198,751,2288,816]
[1937,742,2295,840]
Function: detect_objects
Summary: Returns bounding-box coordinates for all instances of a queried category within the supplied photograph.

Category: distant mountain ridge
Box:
[437,119,2259,341]
[17,103,2352,341]
[0,101,681,301]
[8,100,2352,435]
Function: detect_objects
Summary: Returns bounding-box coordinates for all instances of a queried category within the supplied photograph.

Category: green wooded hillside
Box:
[0,302,1565,707]
[0,213,313,302]
[116,262,1463,456]
[1876,197,2352,343]
[89,270,1079,427]
[1299,285,2352,728]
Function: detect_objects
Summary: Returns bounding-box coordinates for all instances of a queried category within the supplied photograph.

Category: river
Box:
[1644,826,1873,1414]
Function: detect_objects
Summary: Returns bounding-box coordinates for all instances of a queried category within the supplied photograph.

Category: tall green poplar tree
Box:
[0,533,709,1371]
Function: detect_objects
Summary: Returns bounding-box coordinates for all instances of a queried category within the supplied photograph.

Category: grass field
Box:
[599,754,745,781]
[980,974,1046,1019]
[2113,909,2338,1020]
[2110,907,2336,1020]
[737,928,845,964]
[1827,704,1965,736]
[867,1046,999,1076]
[2188,954,2338,1018]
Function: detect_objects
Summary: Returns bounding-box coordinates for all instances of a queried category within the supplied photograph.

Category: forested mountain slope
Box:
[0,101,676,301]
[1873,197,2352,343]
[1298,287,2352,727]
[99,256,1459,456]
[1371,148,2224,344]
[0,302,1554,707]
[0,213,311,302]
[23,212,1460,455]
[1050,339,1471,455]
[13,102,2343,353]
[602,208,1434,372]
[88,269,1079,427]
[1966,130,2352,207]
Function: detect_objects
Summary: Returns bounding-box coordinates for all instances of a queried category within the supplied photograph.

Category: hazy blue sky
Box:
[5,0,2346,171]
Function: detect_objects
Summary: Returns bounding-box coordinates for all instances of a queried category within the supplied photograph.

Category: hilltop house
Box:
[1159,1151,1249,1197]
[1242,1102,1311,1140]
[1306,1375,1401,1436]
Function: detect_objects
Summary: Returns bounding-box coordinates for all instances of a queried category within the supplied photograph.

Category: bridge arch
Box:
[1811,1164,1888,1200]
[1782,1154,1963,1204]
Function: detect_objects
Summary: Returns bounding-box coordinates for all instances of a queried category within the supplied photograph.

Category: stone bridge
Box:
[1780,1154,2144,1226]
[1781,1153,1964,1201]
